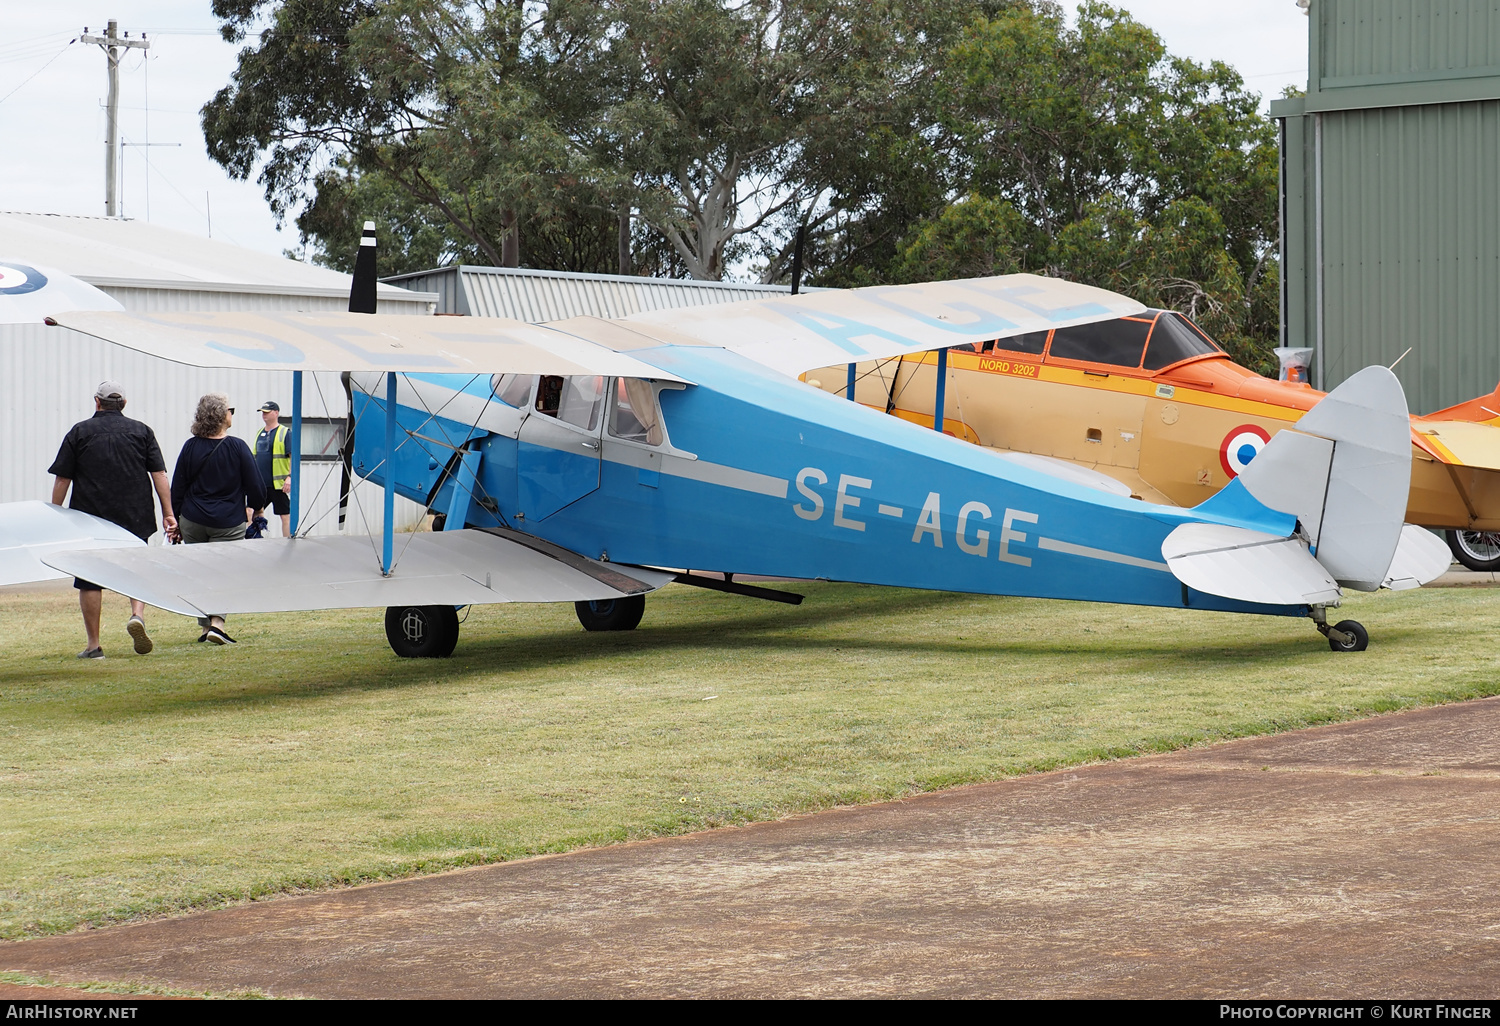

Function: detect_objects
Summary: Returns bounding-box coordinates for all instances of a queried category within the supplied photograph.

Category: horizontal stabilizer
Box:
[1382,525,1454,591]
[1161,523,1341,606]
[42,528,675,617]
[0,501,143,587]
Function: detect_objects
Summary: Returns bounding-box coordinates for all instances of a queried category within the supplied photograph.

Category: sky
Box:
[0,1,1313,264]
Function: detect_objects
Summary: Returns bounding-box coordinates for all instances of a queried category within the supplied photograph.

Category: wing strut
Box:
[383,371,396,575]
[934,348,949,434]
[290,369,302,536]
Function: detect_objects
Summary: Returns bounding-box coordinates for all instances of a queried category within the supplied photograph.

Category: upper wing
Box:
[1412,420,1500,472]
[45,310,690,382]
[41,528,674,617]
[611,273,1145,378]
[48,275,1137,383]
[0,501,144,586]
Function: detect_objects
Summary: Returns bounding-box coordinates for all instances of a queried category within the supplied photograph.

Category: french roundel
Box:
[0,262,46,296]
[1219,424,1271,479]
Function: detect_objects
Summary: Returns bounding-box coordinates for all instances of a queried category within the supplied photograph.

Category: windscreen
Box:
[1046,317,1152,368]
[491,373,534,408]
[993,330,1049,356]
[1142,313,1222,370]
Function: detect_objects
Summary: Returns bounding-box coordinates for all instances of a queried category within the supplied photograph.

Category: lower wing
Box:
[41,527,674,617]
[0,501,145,586]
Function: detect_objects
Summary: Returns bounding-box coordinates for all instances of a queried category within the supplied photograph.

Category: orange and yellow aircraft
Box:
[806,308,1500,569]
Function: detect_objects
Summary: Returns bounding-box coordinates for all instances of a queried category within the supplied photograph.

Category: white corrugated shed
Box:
[1,212,438,538]
[383,264,812,320]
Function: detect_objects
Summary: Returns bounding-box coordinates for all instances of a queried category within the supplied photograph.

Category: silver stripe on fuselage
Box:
[599,438,789,499]
[661,456,789,499]
[1038,537,1170,573]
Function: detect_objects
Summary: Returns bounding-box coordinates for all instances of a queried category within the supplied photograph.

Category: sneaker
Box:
[76,647,105,660]
[196,633,209,643]
[126,616,153,655]
[204,626,237,646]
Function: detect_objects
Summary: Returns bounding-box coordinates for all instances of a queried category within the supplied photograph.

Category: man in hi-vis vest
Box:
[253,400,293,537]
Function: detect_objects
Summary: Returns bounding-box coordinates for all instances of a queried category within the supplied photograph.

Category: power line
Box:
[0,30,74,52]
[0,38,74,109]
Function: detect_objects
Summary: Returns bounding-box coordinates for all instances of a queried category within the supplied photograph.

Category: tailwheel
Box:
[385,604,460,657]
[575,595,645,632]
[1325,619,1369,653]
[1446,530,1500,571]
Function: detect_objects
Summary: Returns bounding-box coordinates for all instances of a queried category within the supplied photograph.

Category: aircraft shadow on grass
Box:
[12,589,1436,724]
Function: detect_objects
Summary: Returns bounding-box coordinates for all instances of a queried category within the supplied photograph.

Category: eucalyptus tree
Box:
[203,0,611,268]
[878,1,1281,368]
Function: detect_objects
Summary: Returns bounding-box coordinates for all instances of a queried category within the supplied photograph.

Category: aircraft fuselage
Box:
[351,344,1303,618]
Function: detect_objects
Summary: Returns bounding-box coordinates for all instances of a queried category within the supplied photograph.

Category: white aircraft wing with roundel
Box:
[42,529,675,618]
[607,273,1145,378]
[0,261,122,324]
[46,310,691,381]
[0,501,144,587]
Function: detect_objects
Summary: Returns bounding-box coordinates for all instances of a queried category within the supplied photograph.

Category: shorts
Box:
[74,578,101,592]
[264,486,290,516]
[179,517,249,544]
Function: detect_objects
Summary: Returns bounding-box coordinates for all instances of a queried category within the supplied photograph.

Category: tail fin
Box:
[348,220,377,314]
[1236,365,1410,591]
[1163,367,1412,605]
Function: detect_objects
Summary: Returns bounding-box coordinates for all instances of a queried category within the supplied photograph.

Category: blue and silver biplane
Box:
[10,244,1451,656]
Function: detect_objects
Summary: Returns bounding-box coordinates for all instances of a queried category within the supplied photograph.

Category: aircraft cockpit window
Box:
[491,373,535,408]
[993,330,1049,356]
[1142,312,1222,370]
[556,375,605,432]
[1046,317,1152,368]
[535,375,564,416]
[610,378,664,446]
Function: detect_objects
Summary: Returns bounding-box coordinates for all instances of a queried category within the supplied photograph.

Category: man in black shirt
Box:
[48,381,177,659]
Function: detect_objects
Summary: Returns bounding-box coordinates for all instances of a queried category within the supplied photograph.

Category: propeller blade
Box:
[348,220,377,314]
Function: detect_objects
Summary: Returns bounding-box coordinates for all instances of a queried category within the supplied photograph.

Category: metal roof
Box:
[382,264,814,321]
[0,211,435,309]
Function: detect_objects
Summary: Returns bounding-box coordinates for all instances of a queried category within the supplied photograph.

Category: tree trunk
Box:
[618,210,631,275]
[501,208,520,268]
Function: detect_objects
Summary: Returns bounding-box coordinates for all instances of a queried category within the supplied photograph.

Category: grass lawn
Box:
[1,579,1497,941]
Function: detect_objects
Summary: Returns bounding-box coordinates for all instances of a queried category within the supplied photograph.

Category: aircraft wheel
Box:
[385,604,460,657]
[1446,530,1500,571]
[1327,619,1368,653]
[575,595,645,632]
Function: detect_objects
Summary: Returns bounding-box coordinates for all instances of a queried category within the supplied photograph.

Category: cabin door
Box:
[516,375,606,522]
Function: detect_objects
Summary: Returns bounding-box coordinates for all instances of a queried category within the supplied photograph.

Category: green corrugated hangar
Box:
[1274,0,1500,414]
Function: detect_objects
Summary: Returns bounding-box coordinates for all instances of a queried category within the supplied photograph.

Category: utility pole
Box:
[79,20,149,217]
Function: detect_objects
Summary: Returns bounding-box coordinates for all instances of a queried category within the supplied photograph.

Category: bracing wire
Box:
[289,372,372,537]
[386,371,512,572]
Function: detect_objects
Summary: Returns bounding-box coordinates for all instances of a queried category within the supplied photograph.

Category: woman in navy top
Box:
[170,393,265,644]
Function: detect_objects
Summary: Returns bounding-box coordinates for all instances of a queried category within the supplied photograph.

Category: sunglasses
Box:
[228,408,235,415]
